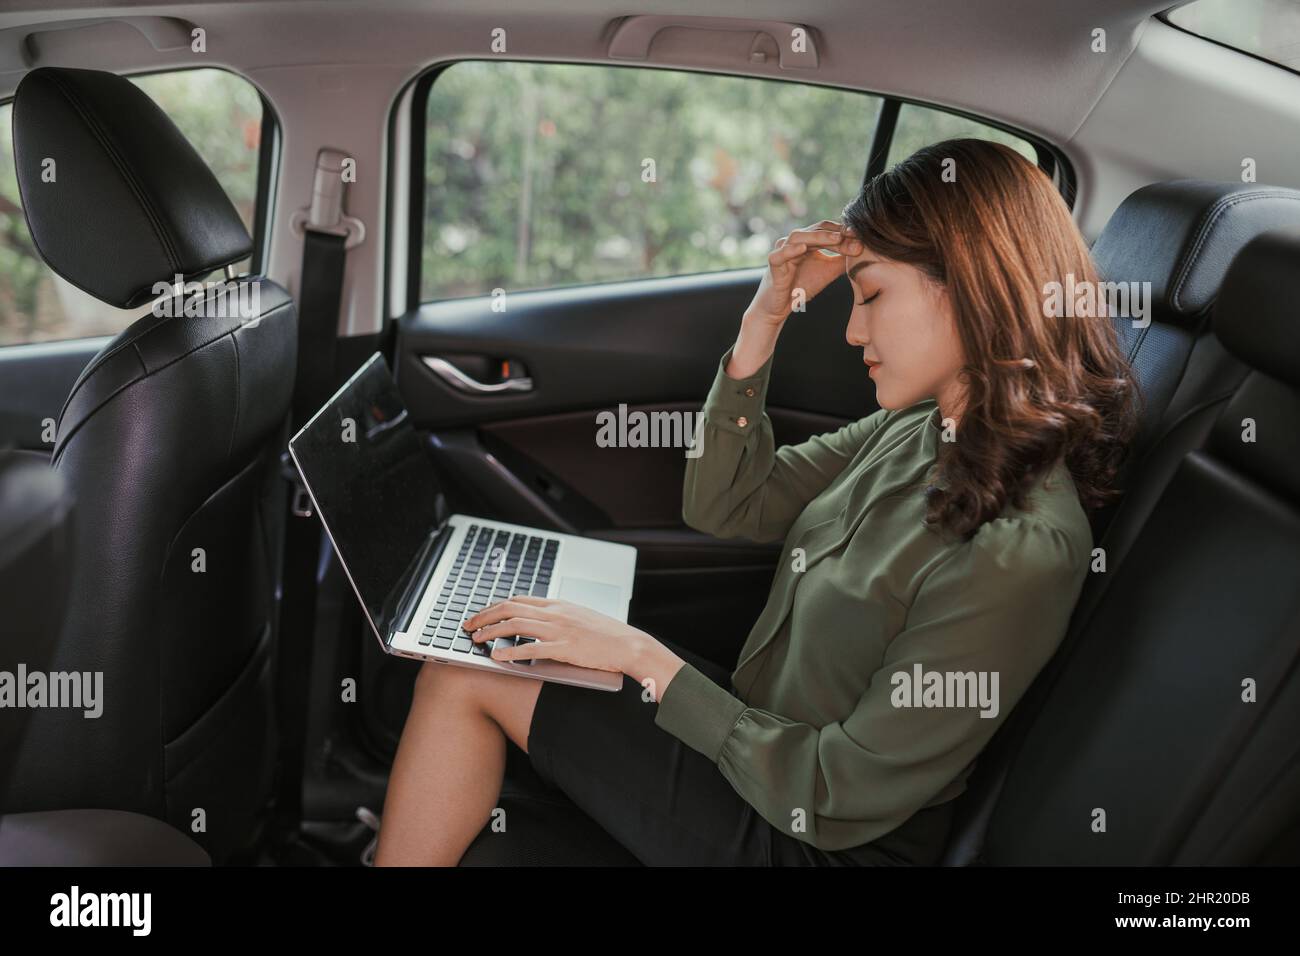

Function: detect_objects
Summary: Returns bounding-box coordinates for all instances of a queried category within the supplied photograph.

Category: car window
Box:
[1165,0,1300,73]
[0,68,265,347]
[420,61,882,302]
[885,103,1038,169]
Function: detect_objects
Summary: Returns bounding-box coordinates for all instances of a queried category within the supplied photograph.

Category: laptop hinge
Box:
[393,524,454,636]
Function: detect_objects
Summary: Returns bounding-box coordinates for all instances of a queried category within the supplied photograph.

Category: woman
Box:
[373,138,1140,866]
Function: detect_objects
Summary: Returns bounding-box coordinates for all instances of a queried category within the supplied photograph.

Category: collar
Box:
[918,402,943,460]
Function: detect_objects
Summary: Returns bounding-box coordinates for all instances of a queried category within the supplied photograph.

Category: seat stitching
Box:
[53,298,293,464]
[229,332,242,463]
[1170,191,1300,314]
[43,72,182,274]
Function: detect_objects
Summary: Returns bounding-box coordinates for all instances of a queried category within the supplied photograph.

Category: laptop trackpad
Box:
[558,577,622,616]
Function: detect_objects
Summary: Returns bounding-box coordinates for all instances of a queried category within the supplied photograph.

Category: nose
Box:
[845,302,869,348]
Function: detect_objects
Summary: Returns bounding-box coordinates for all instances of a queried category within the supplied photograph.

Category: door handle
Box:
[421,356,534,394]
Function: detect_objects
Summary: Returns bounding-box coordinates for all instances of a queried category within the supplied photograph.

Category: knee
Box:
[413,659,486,707]
[413,659,448,698]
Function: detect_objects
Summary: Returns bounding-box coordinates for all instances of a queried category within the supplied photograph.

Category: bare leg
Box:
[372,660,544,866]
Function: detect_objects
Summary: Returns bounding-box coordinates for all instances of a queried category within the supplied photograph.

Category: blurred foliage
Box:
[422,61,1035,301]
[0,68,261,345]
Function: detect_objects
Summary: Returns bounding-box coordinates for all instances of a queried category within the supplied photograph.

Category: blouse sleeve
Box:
[682,344,890,544]
[653,514,1091,850]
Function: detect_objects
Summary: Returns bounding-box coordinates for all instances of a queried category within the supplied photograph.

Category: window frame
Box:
[397,58,1076,314]
[0,64,281,347]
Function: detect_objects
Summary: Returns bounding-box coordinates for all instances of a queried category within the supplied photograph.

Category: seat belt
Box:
[272,148,364,847]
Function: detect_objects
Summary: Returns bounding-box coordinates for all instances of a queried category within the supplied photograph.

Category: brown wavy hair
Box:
[840,138,1142,542]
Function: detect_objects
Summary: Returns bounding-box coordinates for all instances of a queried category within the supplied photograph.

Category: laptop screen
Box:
[288,352,444,640]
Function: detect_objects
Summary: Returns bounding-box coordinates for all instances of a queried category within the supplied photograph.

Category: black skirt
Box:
[524,637,958,866]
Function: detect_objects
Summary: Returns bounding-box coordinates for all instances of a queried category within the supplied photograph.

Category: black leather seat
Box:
[4,67,297,864]
[0,809,211,866]
[0,451,211,866]
[1087,181,1300,541]
[0,450,73,791]
[462,180,1300,866]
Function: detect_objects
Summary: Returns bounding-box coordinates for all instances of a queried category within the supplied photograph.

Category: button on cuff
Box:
[702,345,774,436]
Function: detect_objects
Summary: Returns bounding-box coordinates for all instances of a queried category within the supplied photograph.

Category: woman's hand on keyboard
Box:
[463,596,653,674]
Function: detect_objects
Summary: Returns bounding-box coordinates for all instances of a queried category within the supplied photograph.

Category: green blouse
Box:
[654,344,1093,851]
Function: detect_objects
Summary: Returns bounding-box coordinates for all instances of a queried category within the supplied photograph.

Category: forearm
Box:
[726,314,782,379]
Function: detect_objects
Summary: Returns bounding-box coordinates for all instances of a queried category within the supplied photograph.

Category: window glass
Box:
[886,103,1038,169]
[1166,0,1300,72]
[421,61,881,301]
[0,68,265,346]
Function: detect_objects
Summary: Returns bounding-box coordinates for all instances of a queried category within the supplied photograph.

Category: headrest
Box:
[1213,228,1300,388]
[11,67,251,310]
[1091,180,1300,328]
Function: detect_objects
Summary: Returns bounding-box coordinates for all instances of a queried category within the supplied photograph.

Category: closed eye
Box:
[855,290,880,306]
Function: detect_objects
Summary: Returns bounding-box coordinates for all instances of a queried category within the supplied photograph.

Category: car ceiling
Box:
[0,0,1165,136]
[1,0,1298,334]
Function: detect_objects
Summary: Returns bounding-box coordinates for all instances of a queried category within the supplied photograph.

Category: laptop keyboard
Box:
[416,523,560,665]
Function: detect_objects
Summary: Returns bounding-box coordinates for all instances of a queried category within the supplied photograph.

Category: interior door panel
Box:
[0,337,107,452]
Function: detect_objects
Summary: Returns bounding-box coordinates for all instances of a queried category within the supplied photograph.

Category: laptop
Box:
[287,352,635,692]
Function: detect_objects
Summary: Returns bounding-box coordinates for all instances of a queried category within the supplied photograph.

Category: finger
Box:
[473,617,556,644]
[773,227,842,252]
[786,227,845,246]
[491,636,563,662]
[464,599,549,630]
[769,240,809,268]
[803,234,864,260]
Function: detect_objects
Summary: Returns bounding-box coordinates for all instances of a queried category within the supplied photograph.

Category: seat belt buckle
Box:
[279,450,314,518]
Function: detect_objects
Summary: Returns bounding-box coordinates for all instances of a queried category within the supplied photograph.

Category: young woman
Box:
[373,137,1141,866]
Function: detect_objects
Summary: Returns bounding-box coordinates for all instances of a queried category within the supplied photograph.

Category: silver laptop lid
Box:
[288,352,448,645]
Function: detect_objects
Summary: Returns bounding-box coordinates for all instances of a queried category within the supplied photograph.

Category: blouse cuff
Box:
[653,660,748,763]
[701,344,776,438]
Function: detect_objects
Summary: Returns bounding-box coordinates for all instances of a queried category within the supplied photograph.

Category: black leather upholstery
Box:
[1092,181,1300,322]
[12,66,252,309]
[0,451,74,795]
[5,67,297,864]
[1214,229,1300,389]
[1088,180,1300,541]
[0,809,210,866]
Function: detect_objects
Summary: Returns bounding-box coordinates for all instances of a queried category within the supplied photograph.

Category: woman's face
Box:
[842,240,967,420]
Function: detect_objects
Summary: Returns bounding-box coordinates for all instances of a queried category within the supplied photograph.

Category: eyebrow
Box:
[847,260,879,280]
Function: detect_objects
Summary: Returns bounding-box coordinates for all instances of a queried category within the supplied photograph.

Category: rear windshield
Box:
[1164,0,1300,73]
